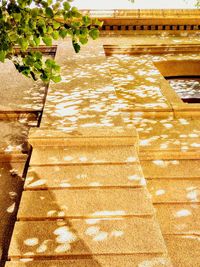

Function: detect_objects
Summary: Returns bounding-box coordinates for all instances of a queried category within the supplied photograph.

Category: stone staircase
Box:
[6,127,171,266]
[5,40,171,267]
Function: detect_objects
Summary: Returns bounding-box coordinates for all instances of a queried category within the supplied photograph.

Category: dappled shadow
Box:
[0,160,27,266]
[38,41,127,133]
[24,163,145,190]
[0,61,47,112]
[122,116,200,153]
[168,78,200,103]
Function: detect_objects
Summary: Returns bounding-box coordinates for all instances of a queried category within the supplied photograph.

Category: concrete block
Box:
[18,188,153,220]
[148,179,200,203]
[141,159,200,179]
[8,218,167,259]
[165,234,200,267]
[0,60,47,113]
[0,121,29,154]
[155,203,200,235]
[5,255,172,267]
[29,146,139,166]
[24,164,145,190]
[139,150,200,160]
[28,126,138,147]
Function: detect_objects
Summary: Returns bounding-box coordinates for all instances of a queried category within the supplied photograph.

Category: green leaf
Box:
[52,31,59,40]
[45,7,53,18]
[72,41,80,53]
[18,38,29,51]
[31,8,39,18]
[79,36,88,45]
[47,26,53,34]
[63,2,71,11]
[89,28,99,40]
[53,21,60,30]
[47,0,53,5]
[51,75,61,83]
[34,61,42,70]
[9,33,18,42]
[93,18,104,27]
[35,51,42,60]
[33,36,40,46]
[42,36,52,46]
[0,51,6,62]
[45,58,55,68]
[23,55,34,66]
[82,16,91,26]
[59,29,68,39]
[13,13,22,21]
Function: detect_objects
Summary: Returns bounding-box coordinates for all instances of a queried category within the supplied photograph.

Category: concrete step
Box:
[8,218,166,260]
[0,153,27,163]
[29,126,138,147]
[132,118,200,139]
[139,138,200,153]
[155,203,200,235]
[24,164,145,190]
[30,146,139,166]
[164,234,200,267]
[0,58,47,113]
[148,179,200,203]
[141,159,200,179]
[0,162,25,178]
[139,138,200,160]
[17,188,153,220]
[0,121,29,154]
[139,150,200,160]
[136,118,200,158]
[5,254,172,267]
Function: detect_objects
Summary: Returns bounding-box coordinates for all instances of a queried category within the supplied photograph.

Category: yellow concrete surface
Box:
[9,218,166,260]
[24,164,145,190]
[29,126,138,147]
[9,32,200,266]
[17,188,153,220]
[148,179,200,203]
[165,235,200,267]
[141,159,200,179]
[30,146,139,166]
[155,203,200,235]
[7,36,170,266]
[5,254,172,267]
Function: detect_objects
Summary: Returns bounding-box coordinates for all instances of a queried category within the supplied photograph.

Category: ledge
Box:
[81,9,200,31]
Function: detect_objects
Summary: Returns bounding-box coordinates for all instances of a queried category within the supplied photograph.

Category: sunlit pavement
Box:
[4,31,200,266]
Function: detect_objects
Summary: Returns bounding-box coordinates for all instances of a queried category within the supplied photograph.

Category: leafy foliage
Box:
[0,0,103,82]
[196,0,200,7]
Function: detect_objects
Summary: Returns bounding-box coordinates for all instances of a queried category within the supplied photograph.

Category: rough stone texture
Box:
[148,179,200,203]
[108,49,200,118]
[5,254,173,267]
[9,218,166,260]
[0,163,26,262]
[18,188,153,220]
[7,37,186,266]
[39,40,125,132]
[0,60,47,112]
[135,118,200,143]
[155,204,200,235]
[0,121,29,154]
[107,40,200,267]
[24,164,145,190]
[141,159,200,179]
[30,146,139,166]
[165,235,200,267]
[124,117,200,158]
[29,126,138,147]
